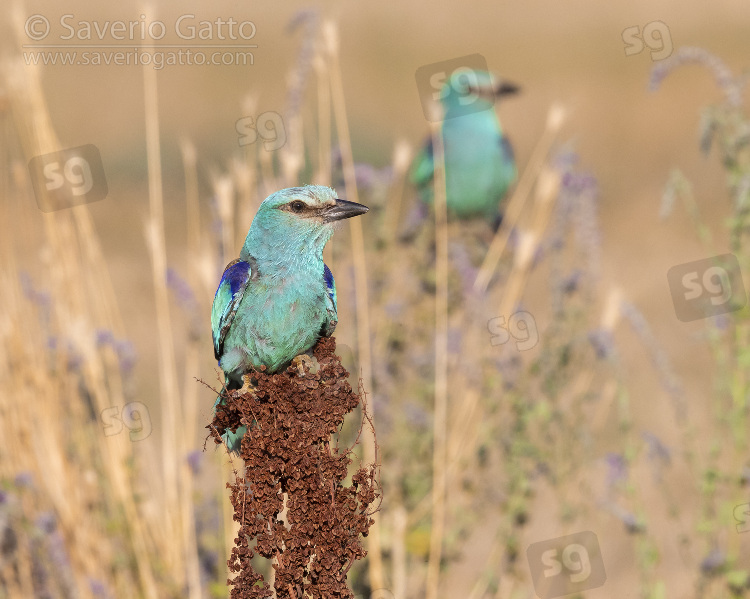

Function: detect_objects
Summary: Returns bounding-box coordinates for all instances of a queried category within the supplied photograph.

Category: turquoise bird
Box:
[410,71,519,225]
[211,185,369,453]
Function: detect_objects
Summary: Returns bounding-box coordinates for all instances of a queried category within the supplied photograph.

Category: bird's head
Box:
[439,70,519,116]
[241,185,368,263]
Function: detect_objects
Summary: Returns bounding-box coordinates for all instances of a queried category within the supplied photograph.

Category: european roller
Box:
[211,185,369,453]
[410,70,519,225]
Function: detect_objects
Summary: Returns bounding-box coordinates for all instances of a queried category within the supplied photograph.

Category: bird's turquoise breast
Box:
[443,112,516,218]
[220,271,329,377]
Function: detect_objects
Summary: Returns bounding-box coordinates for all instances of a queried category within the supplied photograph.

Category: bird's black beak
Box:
[322,199,369,223]
[494,81,520,96]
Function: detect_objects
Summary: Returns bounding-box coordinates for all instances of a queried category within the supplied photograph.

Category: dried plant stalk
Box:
[474,104,566,293]
[323,19,384,590]
[425,108,448,599]
[209,337,379,599]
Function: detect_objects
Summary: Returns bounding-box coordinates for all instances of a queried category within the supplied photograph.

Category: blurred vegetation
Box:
[1,4,750,599]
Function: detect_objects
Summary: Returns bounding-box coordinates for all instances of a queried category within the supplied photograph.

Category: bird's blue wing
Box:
[499,136,515,166]
[409,136,435,189]
[211,259,254,360]
[322,263,338,337]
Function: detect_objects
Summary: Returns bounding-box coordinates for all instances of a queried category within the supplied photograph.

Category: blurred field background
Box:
[1,0,749,597]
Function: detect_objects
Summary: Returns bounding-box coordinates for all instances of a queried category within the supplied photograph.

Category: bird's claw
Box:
[239,374,257,396]
[292,354,316,376]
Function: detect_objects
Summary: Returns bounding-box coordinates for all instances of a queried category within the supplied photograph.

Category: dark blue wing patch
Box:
[211,259,255,360]
[223,260,253,296]
[323,263,337,310]
[500,136,515,164]
[409,134,436,191]
[322,263,338,336]
[423,136,434,162]
[324,263,335,295]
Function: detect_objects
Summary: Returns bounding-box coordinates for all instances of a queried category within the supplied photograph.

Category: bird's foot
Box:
[239,374,257,396]
[291,354,317,376]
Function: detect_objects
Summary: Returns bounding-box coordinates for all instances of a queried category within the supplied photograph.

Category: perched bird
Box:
[211,185,369,453]
[410,70,519,226]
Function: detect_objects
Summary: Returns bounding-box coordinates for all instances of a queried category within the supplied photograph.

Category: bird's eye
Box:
[290,200,305,213]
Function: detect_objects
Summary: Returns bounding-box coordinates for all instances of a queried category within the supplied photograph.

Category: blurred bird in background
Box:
[409,70,519,229]
[211,185,369,453]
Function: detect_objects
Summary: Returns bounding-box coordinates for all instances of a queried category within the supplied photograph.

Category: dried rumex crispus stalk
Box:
[209,336,378,599]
